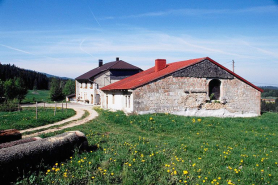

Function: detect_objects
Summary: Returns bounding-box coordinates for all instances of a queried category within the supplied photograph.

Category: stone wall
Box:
[222,78,261,115]
[173,59,234,79]
[133,75,261,117]
[133,76,207,113]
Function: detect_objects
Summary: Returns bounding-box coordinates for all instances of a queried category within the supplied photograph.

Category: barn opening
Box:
[209,79,221,100]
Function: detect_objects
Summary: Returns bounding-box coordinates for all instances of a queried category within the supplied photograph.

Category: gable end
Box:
[172,59,234,79]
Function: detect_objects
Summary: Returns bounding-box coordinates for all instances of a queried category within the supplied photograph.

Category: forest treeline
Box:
[261,87,278,112]
[0,63,75,111]
[0,63,49,90]
[261,88,278,97]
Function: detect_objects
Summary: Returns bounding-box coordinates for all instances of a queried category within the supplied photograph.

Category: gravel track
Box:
[20,103,98,138]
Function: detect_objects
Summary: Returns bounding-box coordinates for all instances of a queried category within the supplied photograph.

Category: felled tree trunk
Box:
[0,137,41,149]
[0,131,88,183]
[0,129,22,144]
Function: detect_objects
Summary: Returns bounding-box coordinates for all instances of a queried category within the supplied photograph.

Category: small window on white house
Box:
[209,79,221,100]
[112,94,115,104]
[128,96,130,108]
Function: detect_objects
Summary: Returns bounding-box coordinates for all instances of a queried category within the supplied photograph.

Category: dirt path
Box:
[20,103,98,138]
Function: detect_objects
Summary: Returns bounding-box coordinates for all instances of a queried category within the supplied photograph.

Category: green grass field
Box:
[0,107,75,130]
[22,90,52,103]
[18,109,278,184]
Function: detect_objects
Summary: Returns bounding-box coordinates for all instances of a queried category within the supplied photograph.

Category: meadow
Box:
[0,107,75,130]
[22,90,52,104]
[18,109,278,184]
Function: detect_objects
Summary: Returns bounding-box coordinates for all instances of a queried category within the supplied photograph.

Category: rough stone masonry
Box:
[133,60,261,117]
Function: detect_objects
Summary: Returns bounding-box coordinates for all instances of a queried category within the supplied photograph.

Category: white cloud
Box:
[0,28,277,85]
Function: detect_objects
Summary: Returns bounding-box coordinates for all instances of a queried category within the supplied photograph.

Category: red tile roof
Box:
[76,60,142,81]
[101,57,263,92]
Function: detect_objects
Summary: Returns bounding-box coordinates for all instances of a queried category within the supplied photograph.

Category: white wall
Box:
[101,90,133,113]
[76,81,99,104]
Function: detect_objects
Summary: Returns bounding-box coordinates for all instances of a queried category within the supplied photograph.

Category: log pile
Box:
[0,129,22,144]
[0,137,41,149]
[0,131,88,182]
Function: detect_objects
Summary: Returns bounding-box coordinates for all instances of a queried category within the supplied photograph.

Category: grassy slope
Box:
[19,109,278,184]
[0,107,75,130]
[22,90,51,103]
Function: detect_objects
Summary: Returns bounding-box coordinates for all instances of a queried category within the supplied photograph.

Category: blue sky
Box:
[0,0,278,86]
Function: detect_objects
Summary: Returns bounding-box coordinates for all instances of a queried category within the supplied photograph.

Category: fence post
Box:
[62,101,64,114]
[54,101,56,116]
[36,102,38,120]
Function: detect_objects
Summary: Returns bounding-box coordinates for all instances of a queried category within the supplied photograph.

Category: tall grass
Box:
[18,109,278,184]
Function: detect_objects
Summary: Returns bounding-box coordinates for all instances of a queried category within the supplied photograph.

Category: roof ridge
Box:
[101,57,263,92]
[107,60,120,69]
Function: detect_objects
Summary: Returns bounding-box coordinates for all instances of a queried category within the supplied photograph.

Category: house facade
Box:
[100,57,263,117]
[75,57,142,104]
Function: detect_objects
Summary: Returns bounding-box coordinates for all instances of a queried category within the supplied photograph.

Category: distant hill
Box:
[0,63,49,90]
[260,86,278,98]
[0,63,73,90]
[259,86,278,90]
[41,72,73,80]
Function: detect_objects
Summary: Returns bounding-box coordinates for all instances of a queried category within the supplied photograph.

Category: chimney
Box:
[99,59,103,67]
[155,59,166,72]
[116,57,119,61]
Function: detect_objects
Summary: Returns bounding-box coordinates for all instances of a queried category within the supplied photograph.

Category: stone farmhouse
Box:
[75,57,142,105]
[100,57,263,117]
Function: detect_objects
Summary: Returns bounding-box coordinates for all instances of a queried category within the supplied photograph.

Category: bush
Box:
[0,99,21,112]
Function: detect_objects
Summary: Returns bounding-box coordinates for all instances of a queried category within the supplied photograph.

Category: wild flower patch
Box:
[18,110,278,184]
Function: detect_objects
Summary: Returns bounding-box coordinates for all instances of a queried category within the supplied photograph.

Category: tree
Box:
[14,77,28,102]
[50,78,64,101]
[0,79,4,102]
[3,78,28,103]
[4,79,17,100]
[63,80,75,96]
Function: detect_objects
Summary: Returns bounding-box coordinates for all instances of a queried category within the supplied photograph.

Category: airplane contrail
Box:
[0,44,35,55]
[88,6,101,28]
[0,43,63,61]
[79,38,95,58]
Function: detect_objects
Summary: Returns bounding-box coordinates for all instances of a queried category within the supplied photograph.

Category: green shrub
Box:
[0,99,20,112]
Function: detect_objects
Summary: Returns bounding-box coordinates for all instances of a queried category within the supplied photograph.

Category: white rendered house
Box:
[75,57,142,105]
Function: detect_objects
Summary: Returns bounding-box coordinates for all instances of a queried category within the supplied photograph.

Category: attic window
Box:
[209,79,221,100]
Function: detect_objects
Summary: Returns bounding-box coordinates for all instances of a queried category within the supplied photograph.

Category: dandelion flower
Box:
[183,170,189,175]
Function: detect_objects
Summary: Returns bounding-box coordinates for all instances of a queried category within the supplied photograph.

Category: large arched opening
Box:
[209,79,221,100]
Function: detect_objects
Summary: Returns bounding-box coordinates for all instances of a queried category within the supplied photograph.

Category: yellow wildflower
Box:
[183,170,189,175]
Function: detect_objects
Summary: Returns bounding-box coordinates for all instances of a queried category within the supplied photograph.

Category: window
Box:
[128,96,130,108]
[84,92,87,100]
[125,95,130,108]
[112,94,115,104]
[209,79,221,100]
